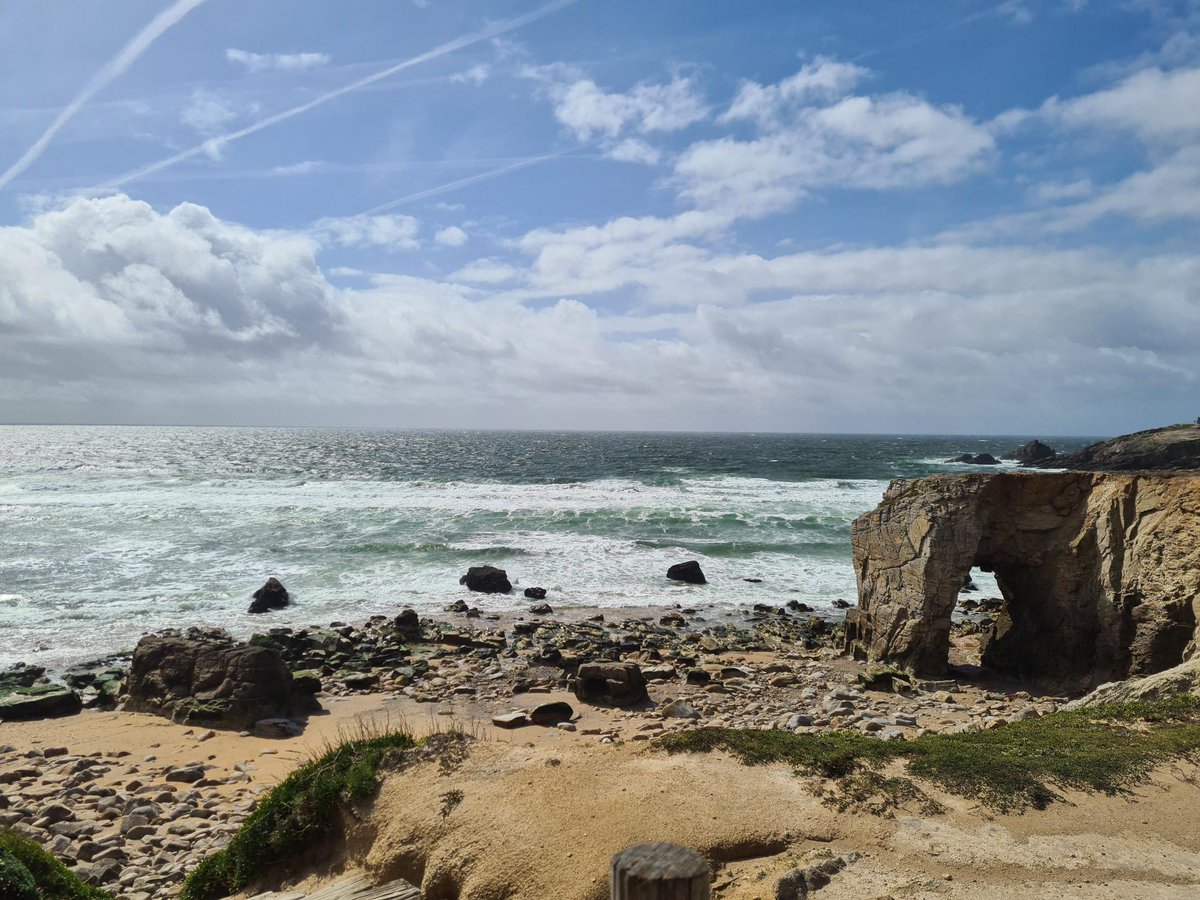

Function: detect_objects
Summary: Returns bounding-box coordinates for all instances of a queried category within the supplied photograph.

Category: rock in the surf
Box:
[1002,439,1057,465]
[523,586,547,600]
[459,566,512,594]
[666,560,706,584]
[247,577,289,614]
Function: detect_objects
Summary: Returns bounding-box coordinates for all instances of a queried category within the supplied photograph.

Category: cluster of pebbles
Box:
[0,741,261,897]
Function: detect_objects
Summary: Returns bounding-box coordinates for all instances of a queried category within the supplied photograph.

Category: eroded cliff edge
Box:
[848,471,1200,688]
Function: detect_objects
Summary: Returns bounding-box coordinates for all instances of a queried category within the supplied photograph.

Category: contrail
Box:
[0,0,206,191]
[359,153,566,216]
[98,0,578,191]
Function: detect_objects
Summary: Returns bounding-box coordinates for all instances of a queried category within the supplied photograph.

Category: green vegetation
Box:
[659,695,1200,813]
[0,831,112,900]
[180,729,417,900]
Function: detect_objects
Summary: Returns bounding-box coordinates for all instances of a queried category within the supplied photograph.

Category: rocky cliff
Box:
[1048,422,1200,471]
[848,471,1200,687]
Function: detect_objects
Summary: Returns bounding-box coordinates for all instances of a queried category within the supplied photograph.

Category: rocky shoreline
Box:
[0,593,1057,897]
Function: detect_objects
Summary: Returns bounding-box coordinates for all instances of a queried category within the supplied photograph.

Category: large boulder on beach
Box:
[573,662,648,706]
[667,561,706,584]
[248,577,289,614]
[124,628,319,730]
[459,566,512,594]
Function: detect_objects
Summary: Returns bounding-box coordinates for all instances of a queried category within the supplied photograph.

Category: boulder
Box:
[573,662,649,706]
[459,566,512,594]
[1003,439,1057,465]
[123,629,320,730]
[529,603,553,615]
[530,701,574,726]
[666,561,706,584]
[1067,657,1200,709]
[393,608,422,639]
[523,587,547,600]
[248,577,289,614]
[0,683,82,721]
[491,711,529,729]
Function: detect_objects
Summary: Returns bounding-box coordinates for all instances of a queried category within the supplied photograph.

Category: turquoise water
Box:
[0,426,1094,669]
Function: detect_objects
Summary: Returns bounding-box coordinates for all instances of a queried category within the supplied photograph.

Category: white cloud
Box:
[606,138,661,165]
[1,194,1197,432]
[1045,65,1200,142]
[435,225,468,246]
[311,214,420,251]
[180,89,238,136]
[721,56,868,127]
[543,74,708,141]
[677,88,994,217]
[451,64,490,85]
[226,48,331,73]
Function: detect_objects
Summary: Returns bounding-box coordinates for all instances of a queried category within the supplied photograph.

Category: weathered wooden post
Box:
[611,842,711,900]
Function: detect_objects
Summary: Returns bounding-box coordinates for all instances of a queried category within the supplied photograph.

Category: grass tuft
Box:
[180,725,417,900]
[659,695,1200,813]
[0,830,112,900]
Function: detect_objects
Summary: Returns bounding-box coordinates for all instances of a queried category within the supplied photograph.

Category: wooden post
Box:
[611,842,710,900]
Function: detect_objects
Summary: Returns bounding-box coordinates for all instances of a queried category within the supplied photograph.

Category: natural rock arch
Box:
[847,472,1200,687]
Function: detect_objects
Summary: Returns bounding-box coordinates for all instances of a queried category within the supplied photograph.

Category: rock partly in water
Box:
[459,566,513,594]
[573,662,649,706]
[529,603,554,615]
[850,470,1200,686]
[1003,439,1057,465]
[666,561,706,584]
[123,628,320,730]
[247,577,289,614]
[945,453,1000,465]
[523,587,547,600]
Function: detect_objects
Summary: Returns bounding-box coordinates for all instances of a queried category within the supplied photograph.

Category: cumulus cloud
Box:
[0,194,1196,431]
[226,48,331,73]
[1044,65,1200,142]
[536,71,708,141]
[606,138,661,165]
[311,214,420,251]
[721,56,868,127]
[435,225,469,246]
[677,85,995,217]
[451,64,490,85]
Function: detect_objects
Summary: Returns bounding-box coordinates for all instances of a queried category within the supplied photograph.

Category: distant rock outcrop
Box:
[945,453,1000,465]
[1003,440,1057,465]
[459,566,512,594]
[1046,423,1200,471]
[124,628,319,729]
[248,577,289,614]
[667,561,706,584]
[849,471,1200,687]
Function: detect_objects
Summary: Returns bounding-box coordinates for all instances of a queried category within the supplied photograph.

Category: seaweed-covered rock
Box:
[0,683,82,721]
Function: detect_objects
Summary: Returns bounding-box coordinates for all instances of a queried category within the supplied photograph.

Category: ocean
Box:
[0,426,1095,670]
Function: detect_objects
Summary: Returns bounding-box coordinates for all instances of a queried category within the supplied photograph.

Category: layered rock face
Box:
[850,471,1200,686]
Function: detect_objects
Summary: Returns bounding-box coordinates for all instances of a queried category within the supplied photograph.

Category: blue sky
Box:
[0,0,1197,433]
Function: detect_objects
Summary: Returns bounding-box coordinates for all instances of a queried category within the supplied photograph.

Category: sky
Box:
[0,0,1197,434]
